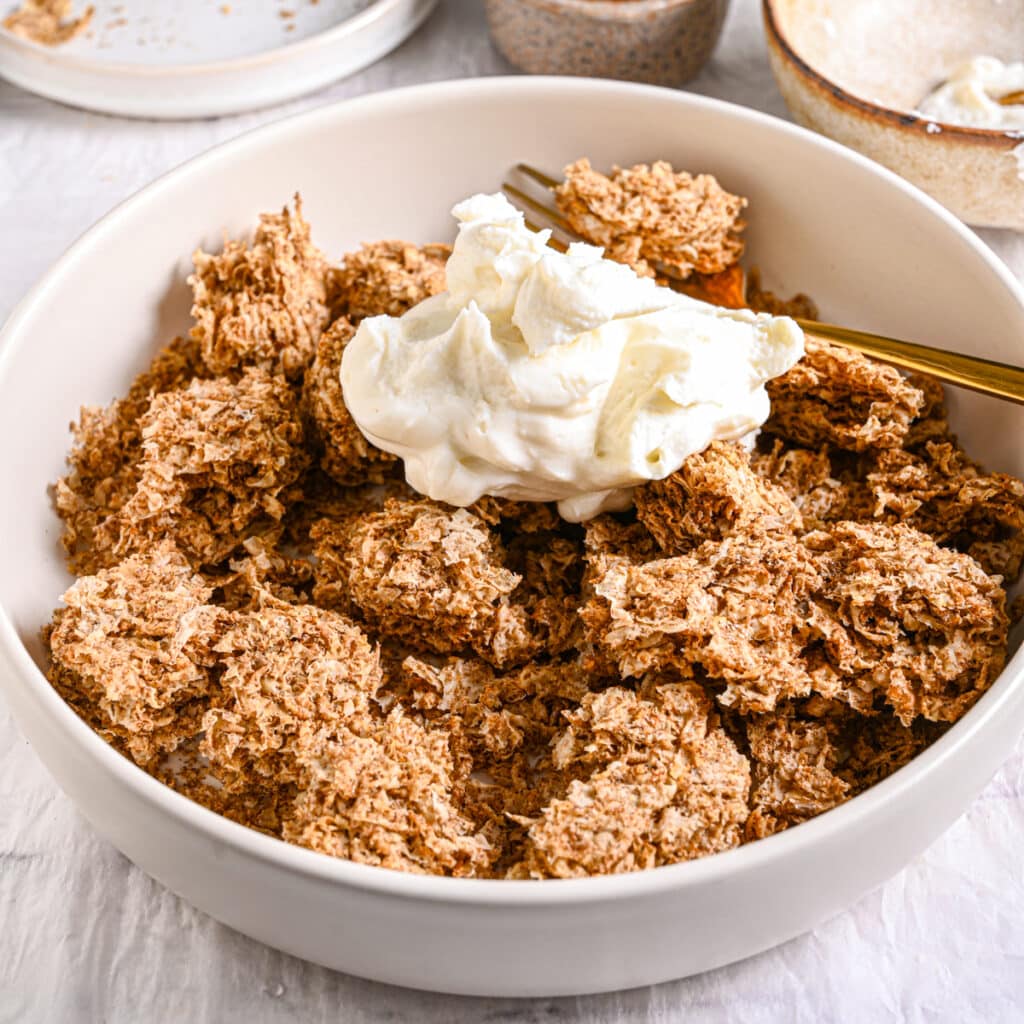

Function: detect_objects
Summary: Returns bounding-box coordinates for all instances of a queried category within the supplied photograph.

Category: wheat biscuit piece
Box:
[329,240,450,322]
[47,543,214,767]
[749,438,862,529]
[55,336,205,575]
[97,369,308,567]
[301,317,399,486]
[283,707,494,877]
[400,655,592,762]
[555,158,746,280]
[766,340,926,453]
[511,679,750,878]
[806,521,1008,724]
[635,441,802,554]
[743,700,849,840]
[581,531,820,714]
[314,498,570,668]
[190,198,330,380]
[199,594,382,791]
[860,441,1024,581]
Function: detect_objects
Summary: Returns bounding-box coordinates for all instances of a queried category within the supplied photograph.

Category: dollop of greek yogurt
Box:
[339,193,805,521]
[917,56,1024,131]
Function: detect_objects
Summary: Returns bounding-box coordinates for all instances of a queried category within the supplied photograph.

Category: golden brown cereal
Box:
[313,498,538,667]
[766,340,926,452]
[511,679,750,878]
[805,521,1008,724]
[581,531,821,714]
[328,240,450,322]
[48,543,214,767]
[635,441,802,554]
[301,317,399,486]
[97,369,308,567]
[556,159,746,279]
[190,198,330,380]
[750,437,859,528]
[744,701,849,839]
[860,441,1024,581]
[200,595,382,791]
[55,335,204,574]
[283,707,493,876]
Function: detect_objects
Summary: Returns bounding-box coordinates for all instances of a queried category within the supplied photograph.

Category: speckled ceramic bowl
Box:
[485,0,730,86]
[763,0,1024,230]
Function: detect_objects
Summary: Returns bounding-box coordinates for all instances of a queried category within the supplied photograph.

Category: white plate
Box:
[1,78,1023,997]
[0,0,437,118]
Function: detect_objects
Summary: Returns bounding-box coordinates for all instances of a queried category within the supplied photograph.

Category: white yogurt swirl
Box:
[340,193,804,521]
[917,56,1024,131]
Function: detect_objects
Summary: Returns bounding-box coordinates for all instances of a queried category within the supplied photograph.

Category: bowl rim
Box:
[762,0,1024,148]
[2,74,1024,907]
[0,0,422,77]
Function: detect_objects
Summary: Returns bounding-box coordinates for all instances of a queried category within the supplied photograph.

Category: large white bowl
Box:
[1,78,1023,998]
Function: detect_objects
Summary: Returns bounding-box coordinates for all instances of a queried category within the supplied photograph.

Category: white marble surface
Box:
[1,1,1023,1020]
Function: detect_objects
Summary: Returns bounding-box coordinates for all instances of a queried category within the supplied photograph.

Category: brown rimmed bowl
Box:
[764,0,1024,230]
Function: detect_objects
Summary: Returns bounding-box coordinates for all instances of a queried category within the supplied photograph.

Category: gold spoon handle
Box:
[798,320,1024,404]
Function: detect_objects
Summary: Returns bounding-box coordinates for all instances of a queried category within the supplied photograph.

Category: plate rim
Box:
[0,0,423,76]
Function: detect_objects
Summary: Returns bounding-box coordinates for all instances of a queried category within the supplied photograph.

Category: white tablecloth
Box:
[2,1,1023,1020]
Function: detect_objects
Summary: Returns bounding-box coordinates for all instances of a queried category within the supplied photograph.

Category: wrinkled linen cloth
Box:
[1,0,1023,1020]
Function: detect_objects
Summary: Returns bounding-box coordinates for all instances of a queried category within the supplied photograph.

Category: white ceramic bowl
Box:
[1,77,1023,998]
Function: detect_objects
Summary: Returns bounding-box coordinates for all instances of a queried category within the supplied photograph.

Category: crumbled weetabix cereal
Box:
[860,441,1024,581]
[43,184,1022,881]
[766,340,926,452]
[200,595,382,790]
[99,369,308,566]
[328,241,450,322]
[806,521,1008,724]
[555,159,746,279]
[301,317,399,486]
[283,707,493,876]
[48,543,214,767]
[313,498,537,667]
[511,679,750,877]
[190,198,330,380]
[635,441,802,554]
[581,531,820,714]
[55,336,204,574]
[743,700,849,839]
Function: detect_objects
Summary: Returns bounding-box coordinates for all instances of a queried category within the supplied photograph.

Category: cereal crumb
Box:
[328,241,450,322]
[190,197,330,381]
[555,158,746,280]
[3,0,93,45]
[766,340,926,452]
[301,317,399,486]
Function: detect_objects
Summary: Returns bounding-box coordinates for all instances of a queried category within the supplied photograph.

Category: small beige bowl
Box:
[763,0,1024,230]
[485,0,731,87]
